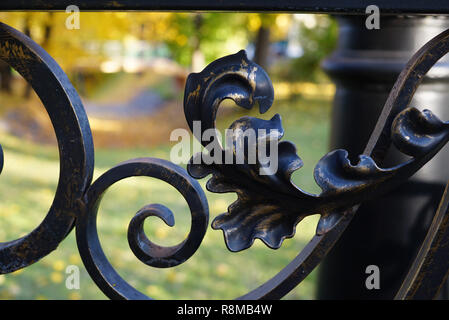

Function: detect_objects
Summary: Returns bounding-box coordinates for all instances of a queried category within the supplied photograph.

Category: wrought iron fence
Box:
[0,3,449,300]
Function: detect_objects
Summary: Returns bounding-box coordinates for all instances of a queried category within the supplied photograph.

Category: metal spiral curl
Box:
[184,32,449,298]
[184,50,449,253]
[1,17,449,301]
[75,158,209,300]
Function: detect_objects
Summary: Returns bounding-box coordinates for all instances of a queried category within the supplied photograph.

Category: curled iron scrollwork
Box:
[76,158,209,299]
[0,22,94,274]
[0,22,210,300]
[184,50,449,253]
[184,29,449,300]
[0,19,449,300]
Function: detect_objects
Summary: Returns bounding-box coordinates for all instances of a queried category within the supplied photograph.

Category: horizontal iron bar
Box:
[1,0,449,14]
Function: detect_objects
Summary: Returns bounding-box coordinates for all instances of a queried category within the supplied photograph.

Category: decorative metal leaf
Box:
[188,114,312,251]
[184,50,449,252]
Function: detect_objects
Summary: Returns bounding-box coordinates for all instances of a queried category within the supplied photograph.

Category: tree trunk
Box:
[191,13,205,72]
[253,25,270,70]
[24,13,53,99]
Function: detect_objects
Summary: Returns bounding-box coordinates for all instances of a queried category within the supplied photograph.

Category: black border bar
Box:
[1,0,449,14]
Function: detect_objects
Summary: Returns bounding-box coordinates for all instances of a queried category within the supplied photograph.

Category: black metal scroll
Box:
[76,158,209,299]
[0,22,210,300]
[0,22,94,274]
[183,32,449,298]
[0,20,448,300]
[184,50,449,253]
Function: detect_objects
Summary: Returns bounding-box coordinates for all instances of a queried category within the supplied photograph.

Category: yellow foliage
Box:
[248,15,262,32]
[0,12,295,73]
[52,260,65,272]
[69,292,81,300]
[50,272,63,284]
[0,12,175,72]
[145,285,162,297]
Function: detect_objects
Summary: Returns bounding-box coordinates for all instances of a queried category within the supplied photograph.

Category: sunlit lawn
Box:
[0,95,331,300]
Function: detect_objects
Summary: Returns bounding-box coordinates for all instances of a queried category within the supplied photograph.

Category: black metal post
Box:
[318,15,449,299]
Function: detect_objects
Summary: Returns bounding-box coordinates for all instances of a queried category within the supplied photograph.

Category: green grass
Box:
[0,96,331,300]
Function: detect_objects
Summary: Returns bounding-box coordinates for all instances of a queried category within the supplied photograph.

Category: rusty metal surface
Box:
[0,19,448,300]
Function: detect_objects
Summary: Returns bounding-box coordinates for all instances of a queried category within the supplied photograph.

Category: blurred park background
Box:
[0,12,337,299]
